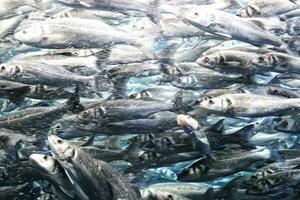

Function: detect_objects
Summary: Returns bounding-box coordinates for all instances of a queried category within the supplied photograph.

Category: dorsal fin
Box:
[208,118,225,132]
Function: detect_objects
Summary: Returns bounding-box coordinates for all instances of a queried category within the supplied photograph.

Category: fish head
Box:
[129,90,152,99]
[156,190,186,200]
[199,96,232,113]
[251,54,279,68]
[196,54,220,68]
[275,117,297,132]
[29,154,57,174]
[48,135,75,160]
[0,63,23,79]
[14,24,44,45]
[177,114,199,132]
[172,75,196,89]
[76,107,104,123]
[180,8,214,29]
[177,158,208,181]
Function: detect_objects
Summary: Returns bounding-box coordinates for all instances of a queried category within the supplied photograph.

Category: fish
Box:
[177,114,211,157]
[237,0,300,18]
[274,115,300,133]
[0,128,40,159]
[0,15,27,38]
[14,18,157,57]
[0,86,83,134]
[141,182,214,200]
[251,52,300,74]
[196,93,300,117]
[196,50,258,74]
[29,154,76,199]
[0,60,105,92]
[48,135,141,200]
[179,8,294,54]
[177,148,281,181]
[172,72,251,90]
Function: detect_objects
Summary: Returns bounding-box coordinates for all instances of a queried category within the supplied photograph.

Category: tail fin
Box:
[258,148,283,162]
[91,72,112,93]
[122,137,140,161]
[147,0,161,24]
[203,187,214,200]
[232,124,256,149]
[207,118,225,132]
[156,43,179,66]
[136,36,158,59]
[66,85,84,113]
[94,48,111,70]
[171,90,183,110]
[79,135,95,147]
[280,39,298,56]
[237,75,254,85]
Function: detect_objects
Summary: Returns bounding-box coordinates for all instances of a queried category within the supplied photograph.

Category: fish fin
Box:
[203,187,214,200]
[171,89,183,110]
[213,31,232,40]
[111,77,129,98]
[123,138,140,161]
[94,48,111,70]
[279,38,298,56]
[147,0,161,24]
[216,176,245,198]
[91,72,112,93]
[136,36,157,59]
[7,88,30,106]
[156,43,179,66]
[5,140,19,160]
[194,130,212,157]
[207,118,225,132]
[66,85,84,113]
[261,148,283,162]
[292,165,300,170]
[232,124,257,149]
[79,134,95,147]
[249,19,267,31]
[185,157,210,171]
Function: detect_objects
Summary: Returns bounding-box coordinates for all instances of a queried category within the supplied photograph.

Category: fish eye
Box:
[258,56,264,63]
[176,78,182,83]
[204,57,209,62]
[43,155,48,160]
[194,12,198,16]
[167,194,174,200]
[57,139,63,144]
[83,111,89,117]
[22,30,27,34]
[279,119,288,128]
[73,51,79,56]
[208,100,214,105]
[0,66,5,72]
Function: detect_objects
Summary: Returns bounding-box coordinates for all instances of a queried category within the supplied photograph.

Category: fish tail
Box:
[90,71,112,94]
[233,124,257,149]
[66,85,84,113]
